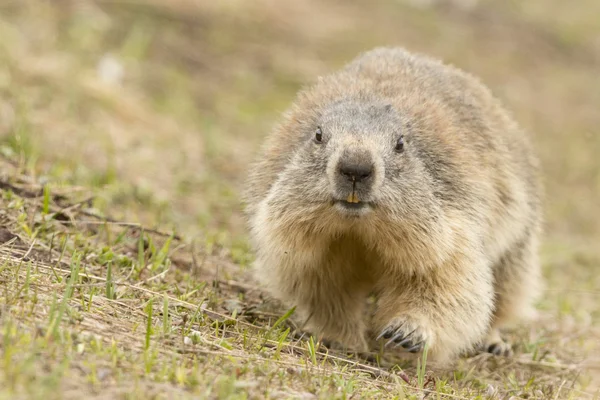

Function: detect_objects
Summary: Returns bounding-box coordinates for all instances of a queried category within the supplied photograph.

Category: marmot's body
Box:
[243,47,542,363]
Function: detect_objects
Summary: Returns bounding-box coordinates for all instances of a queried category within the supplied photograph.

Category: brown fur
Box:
[243,47,543,364]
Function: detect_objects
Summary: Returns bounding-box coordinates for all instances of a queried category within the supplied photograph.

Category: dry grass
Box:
[0,0,599,398]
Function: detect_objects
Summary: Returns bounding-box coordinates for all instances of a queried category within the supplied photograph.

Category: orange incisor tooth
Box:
[347,193,360,203]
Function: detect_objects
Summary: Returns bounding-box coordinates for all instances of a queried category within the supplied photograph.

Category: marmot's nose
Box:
[339,162,373,183]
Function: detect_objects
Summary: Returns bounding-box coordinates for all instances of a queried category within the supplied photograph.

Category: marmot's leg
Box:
[289,264,372,352]
[486,231,541,355]
[372,254,495,363]
[257,242,373,352]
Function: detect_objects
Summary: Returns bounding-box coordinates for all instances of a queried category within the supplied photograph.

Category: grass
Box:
[0,0,599,398]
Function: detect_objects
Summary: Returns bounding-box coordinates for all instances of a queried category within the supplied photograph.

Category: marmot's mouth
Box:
[332,199,373,212]
[337,200,369,209]
[332,186,373,208]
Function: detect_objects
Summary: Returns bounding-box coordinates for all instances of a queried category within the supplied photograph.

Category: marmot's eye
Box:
[395,135,405,153]
[315,126,323,143]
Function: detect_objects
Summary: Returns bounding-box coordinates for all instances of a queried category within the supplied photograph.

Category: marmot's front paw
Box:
[376,317,431,353]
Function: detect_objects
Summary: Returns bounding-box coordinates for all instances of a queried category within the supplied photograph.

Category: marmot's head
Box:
[282,97,432,223]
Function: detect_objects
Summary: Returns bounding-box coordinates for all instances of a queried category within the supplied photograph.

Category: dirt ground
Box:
[0,0,599,399]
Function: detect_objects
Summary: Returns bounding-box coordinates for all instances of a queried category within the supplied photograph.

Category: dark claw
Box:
[385,328,416,348]
[385,331,405,347]
[407,342,424,353]
[487,342,511,356]
[392,336,413,348]
[487,343,501,355]
[376,328,394,341]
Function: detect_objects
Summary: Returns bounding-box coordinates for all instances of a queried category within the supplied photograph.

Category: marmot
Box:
[243,47,543,364]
